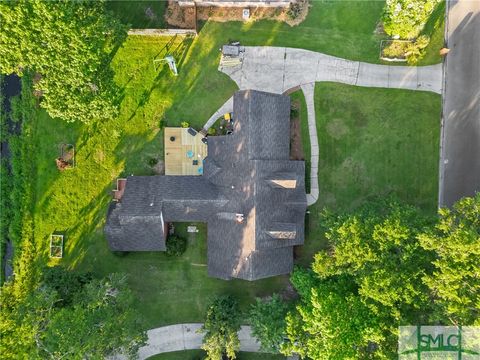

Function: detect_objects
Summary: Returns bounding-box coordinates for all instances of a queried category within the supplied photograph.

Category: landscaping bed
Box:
[165,0,309,28]
[380,40,412,62]
[289,90,310,193]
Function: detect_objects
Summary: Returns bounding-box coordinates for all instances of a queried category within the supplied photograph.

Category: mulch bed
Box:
[164,0,309,29]
[290,99,305,161]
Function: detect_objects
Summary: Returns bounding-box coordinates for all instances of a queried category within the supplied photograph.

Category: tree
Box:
[249,294,289,353]
[0,0,127,123]
[165,235,187,257]
[0,272,146,359]
[281,196,479,359]
[282,274,393,360]
[200,295,241,360]
[41,266,92,306]
[313,199,435,321]
[419,194,480,325]
[382,0,441,39]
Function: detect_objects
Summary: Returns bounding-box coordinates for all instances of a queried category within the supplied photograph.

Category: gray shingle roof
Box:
[105,90,307,280]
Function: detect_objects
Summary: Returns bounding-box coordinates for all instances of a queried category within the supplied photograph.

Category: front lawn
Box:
[296,83,441,263]
[313,83,440,212]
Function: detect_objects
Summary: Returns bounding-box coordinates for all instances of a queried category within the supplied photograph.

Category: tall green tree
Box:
[313,199,435,321]
[0,0,127,123]
[282,274,393,360]
[249,294,289,353]
[0,272,146,359]
[200,295,241,360]
[419,194,480,325]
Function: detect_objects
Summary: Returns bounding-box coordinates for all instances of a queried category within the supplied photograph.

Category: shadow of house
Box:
[105,90,307,280]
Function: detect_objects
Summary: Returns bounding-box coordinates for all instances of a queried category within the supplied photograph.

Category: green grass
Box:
[147,350,285,360]
[198,1,387,63]
[295,83,441,263]
[419,1,446,66]
[106,0,166,29]
[314,82,440,212]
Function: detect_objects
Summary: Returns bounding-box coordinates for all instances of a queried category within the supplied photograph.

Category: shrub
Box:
[383,0,441,39]
[290,105,299,119]
[181,121,190,128]
[147,157,158,167]
[41,266,93,306]
[405,35,430,65]
[166,235,187,257]
[112,251,130,257]
[207,127,216,135]
[287,2,302,20]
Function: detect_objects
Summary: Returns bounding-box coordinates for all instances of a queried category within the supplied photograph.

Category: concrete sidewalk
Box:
[113,323,297,359]
[301,83,319,206]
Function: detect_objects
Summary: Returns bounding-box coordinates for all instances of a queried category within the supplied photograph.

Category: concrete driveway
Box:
[220,46,443,95]
[439,0,480,207]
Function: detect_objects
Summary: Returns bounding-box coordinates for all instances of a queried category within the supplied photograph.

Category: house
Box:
[105,90,307,280]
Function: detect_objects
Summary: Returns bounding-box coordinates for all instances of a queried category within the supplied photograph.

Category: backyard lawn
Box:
[29,34,285,329]
[25,0,442,333]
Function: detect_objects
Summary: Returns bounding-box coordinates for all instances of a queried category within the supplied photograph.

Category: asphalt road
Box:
[439,0,480,207]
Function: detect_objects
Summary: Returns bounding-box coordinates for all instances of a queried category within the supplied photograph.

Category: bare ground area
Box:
[290,99,305,161]
[164,0,309,28]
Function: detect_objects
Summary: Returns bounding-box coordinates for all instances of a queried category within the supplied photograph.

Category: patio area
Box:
[164,127,208,175]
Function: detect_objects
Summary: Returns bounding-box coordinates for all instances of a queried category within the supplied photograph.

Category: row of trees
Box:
[246,195,479,359]
[0,267,146,359]
[0,0,127,124]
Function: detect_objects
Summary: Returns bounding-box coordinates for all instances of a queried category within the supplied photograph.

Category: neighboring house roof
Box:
[105,90,307,280]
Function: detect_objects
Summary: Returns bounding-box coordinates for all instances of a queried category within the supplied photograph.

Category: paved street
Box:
[439,0,480,207]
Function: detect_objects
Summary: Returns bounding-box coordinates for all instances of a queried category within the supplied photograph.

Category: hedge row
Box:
[0,74,38,295]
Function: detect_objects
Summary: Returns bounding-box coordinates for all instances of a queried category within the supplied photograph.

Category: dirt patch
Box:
[326,118,349,139]
[165,1,196,28]
[164,0,309,28]
[290,99,305,161]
